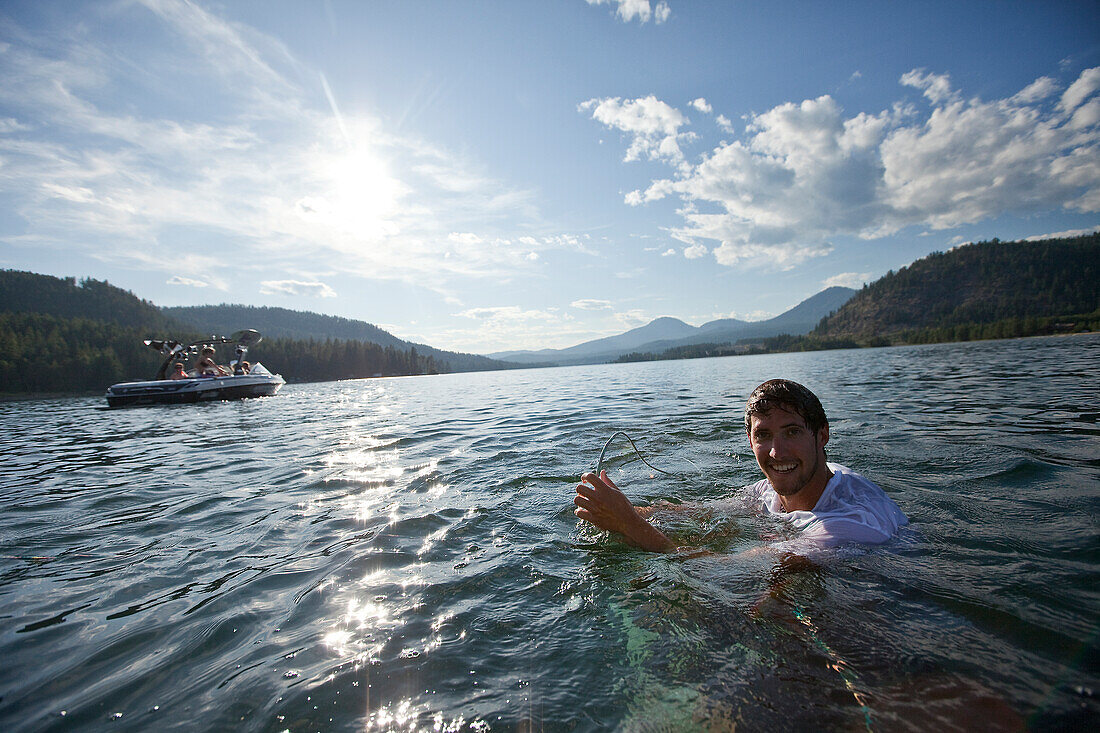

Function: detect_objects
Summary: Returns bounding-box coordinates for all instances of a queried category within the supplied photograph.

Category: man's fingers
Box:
[581,471,620,493]
[575,483,597,500]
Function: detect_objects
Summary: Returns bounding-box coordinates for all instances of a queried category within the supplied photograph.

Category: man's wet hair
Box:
[744,379,828,434]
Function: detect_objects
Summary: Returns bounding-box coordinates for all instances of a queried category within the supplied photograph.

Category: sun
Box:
[299,141,406,239]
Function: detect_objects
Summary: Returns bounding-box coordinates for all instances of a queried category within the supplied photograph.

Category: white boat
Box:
[105,330,285,407]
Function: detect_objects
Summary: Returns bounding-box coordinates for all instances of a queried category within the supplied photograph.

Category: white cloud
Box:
[822,272,872,288]
[683,244,708,259]
[1069,98,1100,129]
[1060,66,1100,112]
[448,232,484,246]
[690,98,712,114]
[0,117,31,133]
[613,309,650,328]
[586,66,1100,269]
[1024,225,1100,241]
[715,114,734,133]
[586,0,670,24]
[1012,76,1058,104]
[167,275,209,287]
[139,0,298,105]
[626,179,674,205]
[900,69,957,105]
[579,95,693,167]
[661,248,676,256]
[0,0,564,296]
[260,279,337,298]
[571,298,613,310]
[542,233,596,255]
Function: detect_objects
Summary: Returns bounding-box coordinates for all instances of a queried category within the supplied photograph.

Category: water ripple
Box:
[0,335,1097,730]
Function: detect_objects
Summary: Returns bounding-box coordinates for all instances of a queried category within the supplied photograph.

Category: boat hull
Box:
[105,374,285,408]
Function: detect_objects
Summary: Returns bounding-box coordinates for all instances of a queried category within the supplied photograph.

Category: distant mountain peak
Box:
[486,286,858,365]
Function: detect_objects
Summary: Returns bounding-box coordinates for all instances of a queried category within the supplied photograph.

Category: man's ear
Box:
[817,424,830,450]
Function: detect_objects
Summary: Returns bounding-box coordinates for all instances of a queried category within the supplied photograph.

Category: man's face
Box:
[748,406,829,499]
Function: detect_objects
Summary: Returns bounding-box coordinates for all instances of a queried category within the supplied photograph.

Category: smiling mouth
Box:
[769,462,798,474]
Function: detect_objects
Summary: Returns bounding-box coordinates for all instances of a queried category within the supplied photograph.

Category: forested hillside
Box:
[0,312,165,393]
[0,270,173,329]
[817,233,1099,342]
[0,271,510,395]
[617,234,1099,364]
[165,304,406,347]
[164,303,510,373]
[0,273,171,393]
[4,232,1095,393]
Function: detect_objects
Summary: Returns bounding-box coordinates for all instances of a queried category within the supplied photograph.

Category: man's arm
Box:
[573,470,675,552]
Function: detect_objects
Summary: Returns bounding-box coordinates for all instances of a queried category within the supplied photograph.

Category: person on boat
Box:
[573,379,908,554]
[194,346,230,376]
[169,362,190,380]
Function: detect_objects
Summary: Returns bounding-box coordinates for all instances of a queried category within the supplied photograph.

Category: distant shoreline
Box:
[0,389,99,402]
[2,331,1096,401]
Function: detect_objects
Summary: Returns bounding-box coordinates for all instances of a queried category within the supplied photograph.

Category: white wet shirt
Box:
[750,462,908,551]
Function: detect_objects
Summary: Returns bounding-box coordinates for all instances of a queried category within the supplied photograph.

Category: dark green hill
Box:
[164,304,405,346]
[0,270,176,330]
[164,303,514,373]
[0,271,181,393]
[0,270,515,395]
[815,233,1100,342]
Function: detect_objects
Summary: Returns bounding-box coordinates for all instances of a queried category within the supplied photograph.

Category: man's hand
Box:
[574,470,674,552]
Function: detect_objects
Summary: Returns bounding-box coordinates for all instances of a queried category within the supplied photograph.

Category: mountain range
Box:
[488,286,857,365]
[3,232,1095,395]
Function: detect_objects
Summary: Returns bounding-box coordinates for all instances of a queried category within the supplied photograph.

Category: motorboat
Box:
[105,329,285,408]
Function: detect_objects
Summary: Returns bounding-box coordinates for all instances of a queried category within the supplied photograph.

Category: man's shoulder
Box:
[827,463,883,492]
[821,462,908,526]
[746,476,771,492]
[745,477,773,501]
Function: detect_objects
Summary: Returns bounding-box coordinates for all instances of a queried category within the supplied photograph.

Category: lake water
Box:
[1,335,1097,731]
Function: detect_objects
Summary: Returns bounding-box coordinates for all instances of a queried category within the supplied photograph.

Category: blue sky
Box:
[1,1,1098,354]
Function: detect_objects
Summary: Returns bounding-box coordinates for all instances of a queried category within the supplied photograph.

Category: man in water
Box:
[573,379,908,553]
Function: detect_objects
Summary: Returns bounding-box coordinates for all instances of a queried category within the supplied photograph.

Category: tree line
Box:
[616,234,1099,364]
[816,234,1099,339]
[0,311,449,395]
[615,310,1100,365]
[0,271,455,395]
[0,312,163,394]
